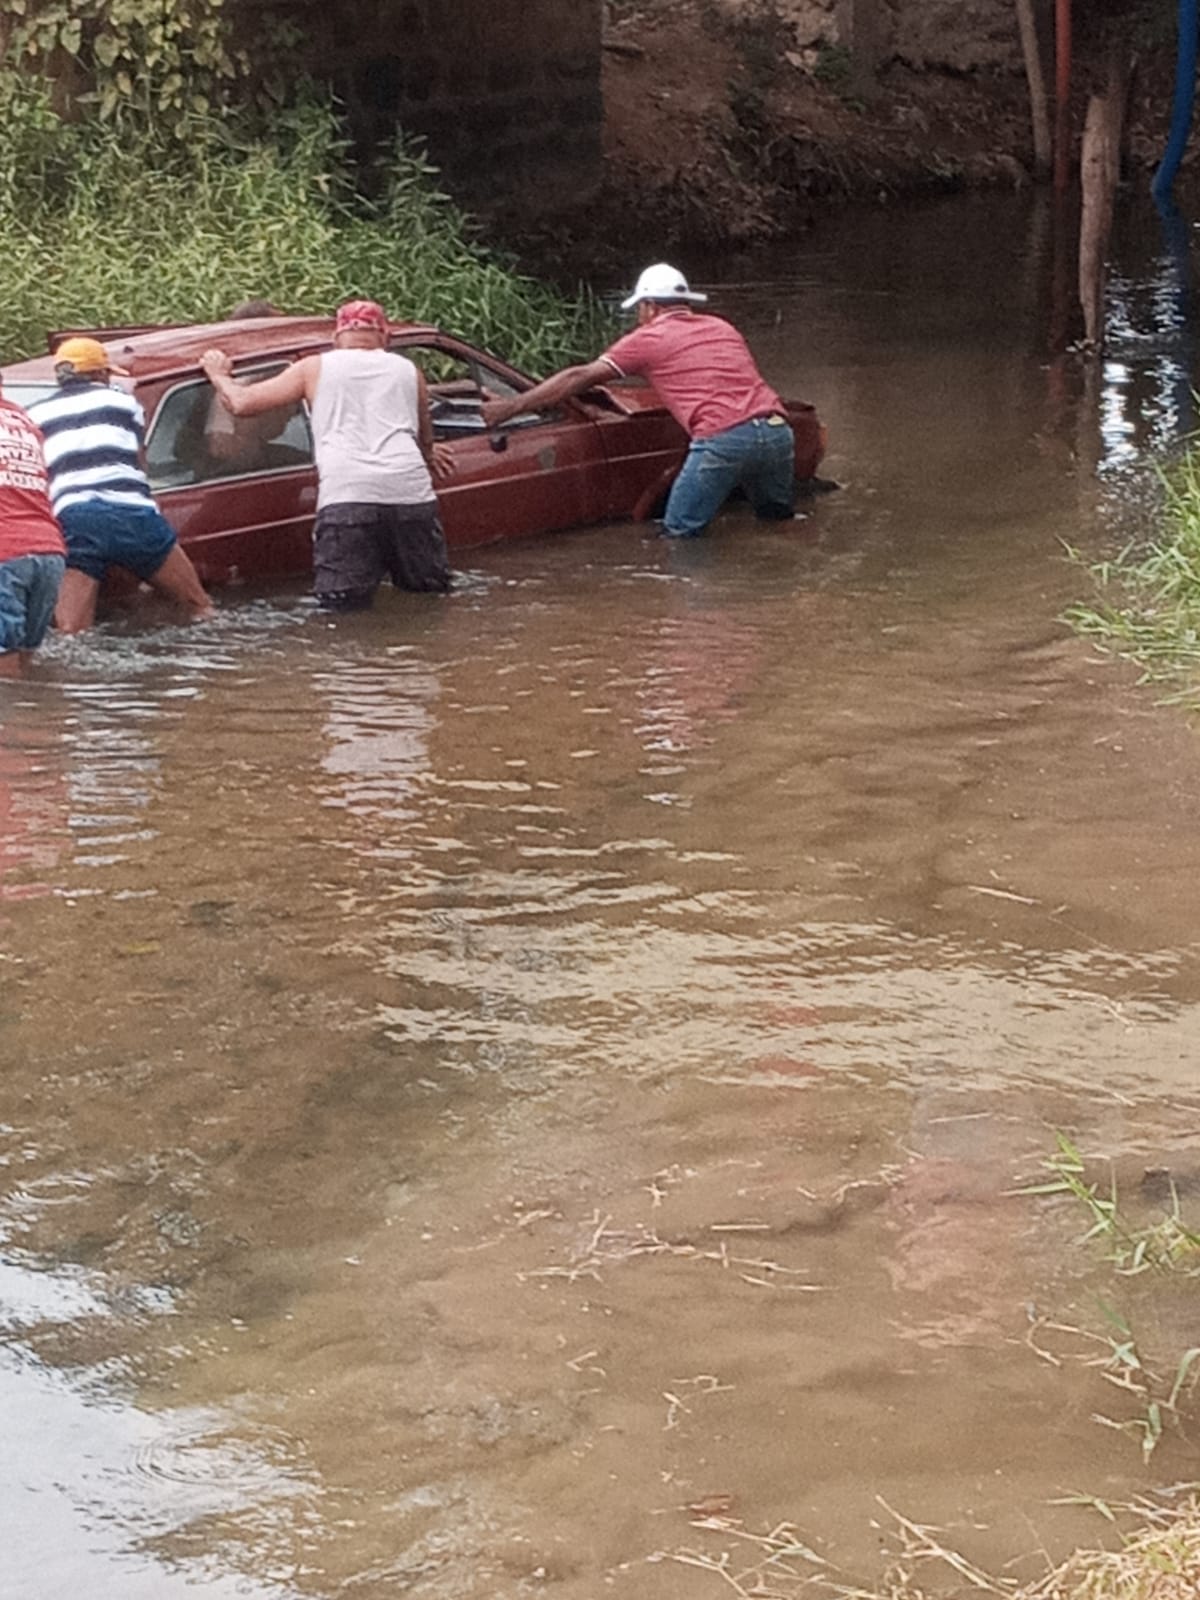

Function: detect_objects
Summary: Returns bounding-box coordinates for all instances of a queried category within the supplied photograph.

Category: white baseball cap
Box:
[620,262,708,311]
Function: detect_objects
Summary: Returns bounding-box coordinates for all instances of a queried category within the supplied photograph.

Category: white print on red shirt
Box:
[0,412,51,495]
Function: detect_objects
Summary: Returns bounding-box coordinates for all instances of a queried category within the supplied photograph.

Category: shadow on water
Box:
[4,191,1200,1597]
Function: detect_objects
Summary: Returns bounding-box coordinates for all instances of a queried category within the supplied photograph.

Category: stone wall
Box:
[300,0,603,209]
[886,0,1027,72]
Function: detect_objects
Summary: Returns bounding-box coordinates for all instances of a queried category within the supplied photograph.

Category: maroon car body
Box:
[2,316,826,586]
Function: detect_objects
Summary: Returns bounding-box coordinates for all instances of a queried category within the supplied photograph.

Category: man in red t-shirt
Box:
[481,262,798,539]
[0,382,67,676]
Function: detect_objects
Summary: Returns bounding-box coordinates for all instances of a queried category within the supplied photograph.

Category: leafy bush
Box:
[0,84,610,374]
[0,0,241,130]
[812,43,854,90]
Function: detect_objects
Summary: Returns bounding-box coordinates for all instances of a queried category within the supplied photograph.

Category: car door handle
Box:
[489,431,508,454]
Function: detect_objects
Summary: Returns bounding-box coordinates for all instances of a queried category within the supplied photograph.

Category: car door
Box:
[396,336,612,549]
[141,362,318,585]
[577,383,692,522]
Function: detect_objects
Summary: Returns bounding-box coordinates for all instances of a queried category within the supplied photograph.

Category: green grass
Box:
[1017,1133,1200,1464]
[1019,1133,1200,1276]
[1065,450,1200,702]
[0,82,611,375]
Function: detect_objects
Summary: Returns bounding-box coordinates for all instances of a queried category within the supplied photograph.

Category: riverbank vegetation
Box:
[1065,452,1200,699]
[1019,1134,1200,1467]
[1,0,606,368]
[660,1496,1200,1597]
[872,1498,1200,1598]
[0,84,607,373]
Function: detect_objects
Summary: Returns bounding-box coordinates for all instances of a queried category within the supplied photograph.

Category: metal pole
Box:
[1152,0,1199,200]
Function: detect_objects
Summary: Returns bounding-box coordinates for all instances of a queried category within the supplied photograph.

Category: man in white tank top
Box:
[201,300,452,608]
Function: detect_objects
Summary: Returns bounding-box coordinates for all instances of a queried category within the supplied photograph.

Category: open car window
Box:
[145,362,312,491]
[395,342,561,440]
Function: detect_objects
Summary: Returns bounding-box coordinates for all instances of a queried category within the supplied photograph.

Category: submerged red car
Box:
[2,316,826,585]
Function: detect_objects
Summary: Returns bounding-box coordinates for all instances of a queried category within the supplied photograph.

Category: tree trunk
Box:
[1015,0,1052,177]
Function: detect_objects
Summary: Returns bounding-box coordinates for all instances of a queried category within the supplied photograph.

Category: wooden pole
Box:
[1015,0,1052,176]
[1078,58,1127,348]
[1054,0,1072,191]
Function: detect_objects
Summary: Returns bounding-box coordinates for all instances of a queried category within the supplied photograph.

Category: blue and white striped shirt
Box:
[26,381,155,515]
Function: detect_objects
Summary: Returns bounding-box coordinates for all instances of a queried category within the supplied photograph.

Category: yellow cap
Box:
[54,337,130,378]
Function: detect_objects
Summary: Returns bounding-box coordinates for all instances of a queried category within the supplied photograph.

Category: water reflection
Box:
[2,1351,307,1600]
[0,708,65,900]
[316,654,441,832]
[1097,197,1200,470]
[635,602,764,779]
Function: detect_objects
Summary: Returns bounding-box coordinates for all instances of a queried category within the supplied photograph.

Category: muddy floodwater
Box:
[4,194,1200,1599]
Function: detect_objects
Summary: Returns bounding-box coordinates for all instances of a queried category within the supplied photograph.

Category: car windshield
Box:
[3,381,57,413]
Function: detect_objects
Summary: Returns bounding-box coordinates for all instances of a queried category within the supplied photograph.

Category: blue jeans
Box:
[663,414,796,538]
[0,553,66,653]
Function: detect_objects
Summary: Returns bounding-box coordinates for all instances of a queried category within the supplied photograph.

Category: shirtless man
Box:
[203,299,291,471]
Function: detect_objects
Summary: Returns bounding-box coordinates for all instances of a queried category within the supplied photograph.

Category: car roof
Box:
[1,315,442,385]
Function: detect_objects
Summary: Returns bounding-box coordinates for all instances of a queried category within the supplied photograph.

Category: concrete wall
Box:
[303,0,603,209]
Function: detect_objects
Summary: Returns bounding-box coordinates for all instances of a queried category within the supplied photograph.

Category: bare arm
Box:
[416,369,435,464]
[415,370,454,481]
[200,351,318,415]
[480,358,617,428]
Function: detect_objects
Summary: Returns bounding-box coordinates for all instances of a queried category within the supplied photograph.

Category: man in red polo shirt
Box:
[0,382,66,676]
[481,262,798,539]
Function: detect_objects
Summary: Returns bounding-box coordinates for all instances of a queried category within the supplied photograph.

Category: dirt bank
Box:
[549,0,1181,254]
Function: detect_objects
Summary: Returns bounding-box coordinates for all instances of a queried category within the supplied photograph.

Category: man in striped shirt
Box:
[27,338,213,634]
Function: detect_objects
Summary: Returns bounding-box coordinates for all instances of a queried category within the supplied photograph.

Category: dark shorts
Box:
[313,501,451,609]
[0,553,66,652]
[58,500,178,583]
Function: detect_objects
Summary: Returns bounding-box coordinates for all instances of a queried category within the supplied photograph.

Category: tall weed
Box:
[0,84,610,373]
[1065,448,1200,698]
